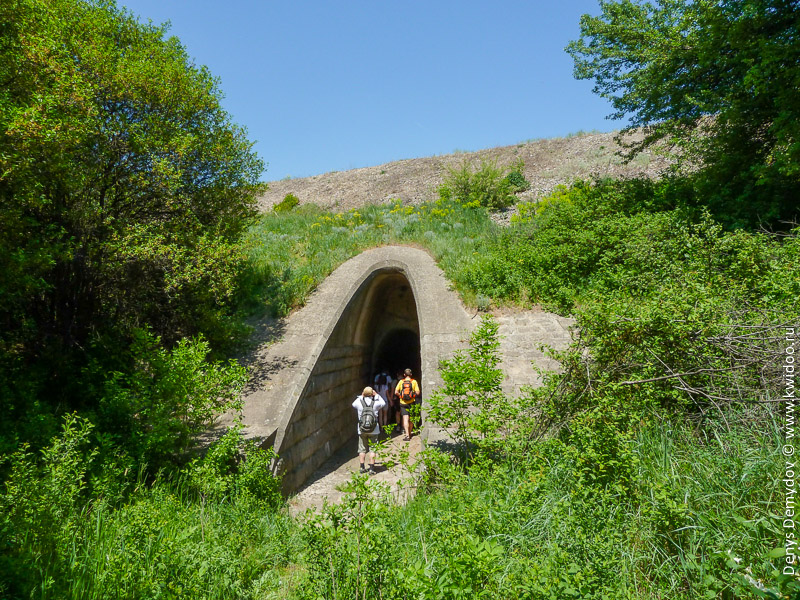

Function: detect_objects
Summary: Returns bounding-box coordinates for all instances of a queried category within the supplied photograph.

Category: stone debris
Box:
[258,131,672,213]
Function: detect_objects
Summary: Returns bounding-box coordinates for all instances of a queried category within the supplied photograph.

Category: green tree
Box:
[567,0,799,227]
[0,0,264,421]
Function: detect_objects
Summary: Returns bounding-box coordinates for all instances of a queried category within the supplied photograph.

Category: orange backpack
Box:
[399,379,417,403]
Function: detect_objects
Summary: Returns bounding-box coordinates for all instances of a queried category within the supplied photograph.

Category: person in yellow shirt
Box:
[394,368,420,441]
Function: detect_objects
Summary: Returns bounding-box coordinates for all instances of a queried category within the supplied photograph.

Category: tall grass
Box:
[2,482,301,599]
[296,413,784,599]
[239,198,499,317]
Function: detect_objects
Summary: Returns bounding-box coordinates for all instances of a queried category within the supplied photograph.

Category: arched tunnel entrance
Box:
[274,268,422,492]
[238,246,573,496]
[237,245,573,497]
[373,328,421,380]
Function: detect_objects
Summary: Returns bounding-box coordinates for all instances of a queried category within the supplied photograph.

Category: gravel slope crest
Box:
[258,130,672,213]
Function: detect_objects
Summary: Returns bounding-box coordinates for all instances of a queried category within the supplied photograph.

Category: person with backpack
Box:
[352,386,386,475]
[390,370,403,434]
[394,368,420,441]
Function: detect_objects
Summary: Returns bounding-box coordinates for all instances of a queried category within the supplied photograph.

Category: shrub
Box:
[0,0,264,424]
[185,427,283,509]
[273,192,300,212]
[97,329,247,470]
[504,159,531,192]
[440,160,517,210]
[427,315,530,462]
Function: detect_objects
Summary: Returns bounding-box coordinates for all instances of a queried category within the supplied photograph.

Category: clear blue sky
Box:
[119,0,614,181]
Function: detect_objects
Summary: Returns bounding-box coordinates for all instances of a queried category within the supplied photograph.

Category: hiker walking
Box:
[373,372,391,428]
[390,370,403,434]
[395,368,420,441]
[352,386,386,475]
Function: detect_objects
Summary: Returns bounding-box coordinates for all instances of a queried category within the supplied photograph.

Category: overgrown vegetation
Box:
[0,417,290,599]
[437,159,530,210]
[8,174,791,597]
[0,0,264,458]
[567,0,799,228]
[1,0,797,597]
[279,314,792,599]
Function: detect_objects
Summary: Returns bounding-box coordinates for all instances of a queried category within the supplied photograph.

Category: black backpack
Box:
[359,396,377,432]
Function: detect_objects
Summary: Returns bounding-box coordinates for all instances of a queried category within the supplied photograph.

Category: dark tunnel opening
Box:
[373,328,421,382]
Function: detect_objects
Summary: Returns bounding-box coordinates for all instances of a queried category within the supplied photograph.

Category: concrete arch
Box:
[238,246,473,493]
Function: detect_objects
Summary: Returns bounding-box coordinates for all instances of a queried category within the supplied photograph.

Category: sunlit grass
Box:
[50,487,301,599]
[239,198,499,317]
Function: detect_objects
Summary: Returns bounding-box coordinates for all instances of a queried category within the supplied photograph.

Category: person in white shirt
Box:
[351,386,386,475]
[373,372,391,428]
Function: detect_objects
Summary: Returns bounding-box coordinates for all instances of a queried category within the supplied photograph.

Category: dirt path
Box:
[288,429,424,515]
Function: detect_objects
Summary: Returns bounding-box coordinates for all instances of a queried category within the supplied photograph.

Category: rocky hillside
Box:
[257,130,672,213]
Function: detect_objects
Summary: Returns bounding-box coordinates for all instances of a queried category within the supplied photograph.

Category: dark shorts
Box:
[399,401,417,416]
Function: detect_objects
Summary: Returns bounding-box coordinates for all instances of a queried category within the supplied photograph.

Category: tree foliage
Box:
[567,0,800,226]
[0,0,264,419]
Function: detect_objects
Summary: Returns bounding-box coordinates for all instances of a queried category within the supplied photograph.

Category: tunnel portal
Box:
[237,246,475,495]
[273,268,423,491]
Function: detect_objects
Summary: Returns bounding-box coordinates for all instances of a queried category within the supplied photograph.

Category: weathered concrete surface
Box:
[235,245,575,496]
[495,308,574,397]
[288,430,423,516]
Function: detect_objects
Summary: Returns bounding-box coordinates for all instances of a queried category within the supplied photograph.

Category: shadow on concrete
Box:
[236,317,299,395]
[241,355,299,395]
[291,436,360,498]
[245,316,288,347]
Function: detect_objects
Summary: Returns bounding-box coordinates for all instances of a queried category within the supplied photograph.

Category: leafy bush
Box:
[273,192,300,212]
[439,160,518,210]
[0,414,95,595]
[504,160,531,192]
[0,0,263,478]
[96,329,247,470]
[185,427,282,509]
[427,315,527,461]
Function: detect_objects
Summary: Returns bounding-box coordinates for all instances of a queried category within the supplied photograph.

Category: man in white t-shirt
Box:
[351,386,386,475]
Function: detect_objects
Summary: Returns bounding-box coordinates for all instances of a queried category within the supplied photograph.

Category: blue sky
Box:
[119,0,615,181]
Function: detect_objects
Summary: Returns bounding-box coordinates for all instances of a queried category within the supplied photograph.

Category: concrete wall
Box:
[276,343,369,491]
